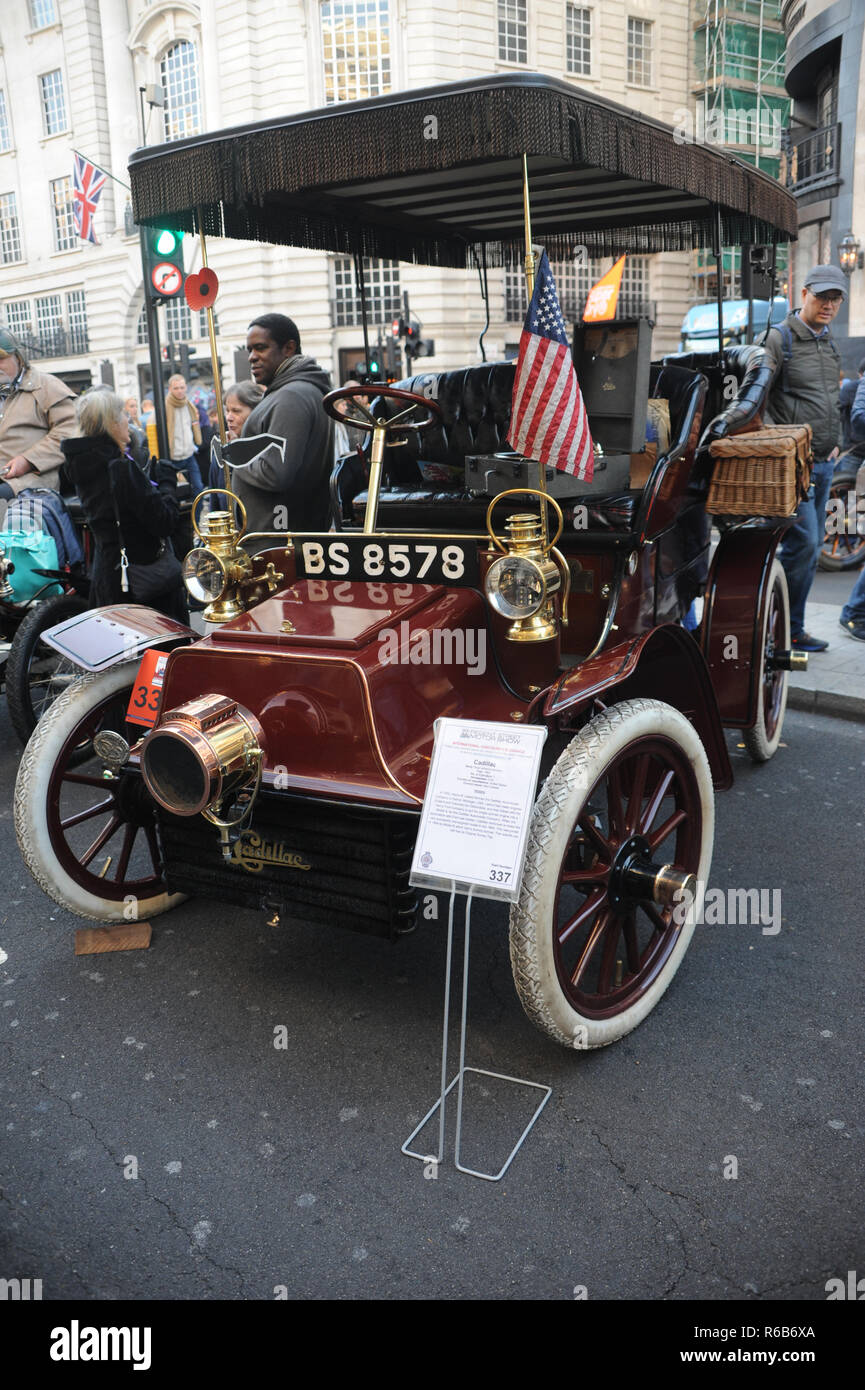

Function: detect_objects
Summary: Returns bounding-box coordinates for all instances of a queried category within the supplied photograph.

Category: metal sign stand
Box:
[402,885,552,1183]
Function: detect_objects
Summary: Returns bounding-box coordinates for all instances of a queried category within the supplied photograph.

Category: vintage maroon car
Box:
[15,76,801,1049]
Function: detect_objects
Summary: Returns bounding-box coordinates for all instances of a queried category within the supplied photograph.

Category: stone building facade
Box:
[0,0,695,402]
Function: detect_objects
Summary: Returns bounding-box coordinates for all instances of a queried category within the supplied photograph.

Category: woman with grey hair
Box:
[208,381,265,487]
[61,387,187,620]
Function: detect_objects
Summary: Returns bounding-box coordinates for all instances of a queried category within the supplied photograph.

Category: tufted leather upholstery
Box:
[334,359,708,540]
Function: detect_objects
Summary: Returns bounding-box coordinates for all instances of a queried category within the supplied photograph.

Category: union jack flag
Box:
[72,153,106,244]
[507,250,594,480]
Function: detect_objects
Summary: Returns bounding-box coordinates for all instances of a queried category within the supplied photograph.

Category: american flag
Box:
[507,251,594,480]
[72,153,106,245]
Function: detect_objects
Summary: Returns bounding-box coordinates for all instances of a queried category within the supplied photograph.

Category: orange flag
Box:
[583,254,626,322]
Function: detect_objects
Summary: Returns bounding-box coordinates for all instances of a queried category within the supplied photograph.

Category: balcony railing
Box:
[14,325,90,358]
[782,123,841,196]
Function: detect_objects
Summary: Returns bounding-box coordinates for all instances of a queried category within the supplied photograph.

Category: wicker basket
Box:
[706,423,813,517]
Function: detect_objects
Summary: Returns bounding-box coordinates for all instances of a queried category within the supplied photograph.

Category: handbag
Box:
[127,543,183,604]
[0,529,62,603]
[108,458,182,604]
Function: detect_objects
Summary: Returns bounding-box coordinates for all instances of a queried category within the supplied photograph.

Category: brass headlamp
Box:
[183,489,283,622]
[484,489,570,643]
[140,692,264,834]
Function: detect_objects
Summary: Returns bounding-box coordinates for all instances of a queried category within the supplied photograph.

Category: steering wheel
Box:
[322,384,442,440]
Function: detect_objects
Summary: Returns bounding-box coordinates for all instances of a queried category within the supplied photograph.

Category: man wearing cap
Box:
[0,327,76,519]
[762,265,847,652]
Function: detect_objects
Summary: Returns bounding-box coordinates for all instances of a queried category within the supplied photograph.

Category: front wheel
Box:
[5,591,88,744]
[509,698,714,1049]
[14,662,184,923]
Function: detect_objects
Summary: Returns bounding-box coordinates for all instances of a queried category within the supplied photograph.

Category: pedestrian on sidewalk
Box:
[763,265,847,653]
[164,373,204,496]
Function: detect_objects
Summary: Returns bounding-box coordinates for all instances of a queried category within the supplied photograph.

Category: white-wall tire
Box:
[509,698,714,1049]
[743,559,790,763]
[14,662,184,924]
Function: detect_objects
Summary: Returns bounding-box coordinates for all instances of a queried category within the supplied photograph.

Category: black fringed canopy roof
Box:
[128,74,797,267]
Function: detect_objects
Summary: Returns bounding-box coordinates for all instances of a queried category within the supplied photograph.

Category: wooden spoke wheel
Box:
[743,559,789,764]
[14,663,185,923]
[510,699,714,1049]
[5,591,88,745]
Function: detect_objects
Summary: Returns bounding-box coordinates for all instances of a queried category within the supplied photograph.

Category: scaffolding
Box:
[692,1,791,301]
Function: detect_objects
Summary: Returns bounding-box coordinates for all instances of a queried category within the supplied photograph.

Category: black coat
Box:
[61,433,180,607]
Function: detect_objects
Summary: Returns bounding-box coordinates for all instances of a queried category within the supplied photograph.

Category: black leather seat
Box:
[334,359,707,542]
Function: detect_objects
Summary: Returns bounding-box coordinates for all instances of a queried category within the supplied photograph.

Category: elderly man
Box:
[763,265,846,652]
[0,327,76,518]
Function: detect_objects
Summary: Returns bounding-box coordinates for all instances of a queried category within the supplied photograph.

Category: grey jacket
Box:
[763,311,841,460]
[232,354,333,552]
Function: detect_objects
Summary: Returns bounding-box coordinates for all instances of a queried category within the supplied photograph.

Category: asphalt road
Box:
[0,699,862,1304]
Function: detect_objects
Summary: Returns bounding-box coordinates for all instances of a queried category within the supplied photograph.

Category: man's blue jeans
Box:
[841,564,865,626]
[173,452,204,496]
[778,457,834,638]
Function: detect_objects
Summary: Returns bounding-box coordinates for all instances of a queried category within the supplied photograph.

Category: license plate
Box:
[294,536,480,587]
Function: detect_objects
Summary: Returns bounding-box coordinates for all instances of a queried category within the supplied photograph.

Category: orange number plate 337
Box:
[126,649,169,727]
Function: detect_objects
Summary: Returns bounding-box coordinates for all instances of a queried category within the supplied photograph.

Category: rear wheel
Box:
[5,591,88,744]
[820,472,865,571]
[14,662,184,923]
[509,699,714,1049]
[743,560,789,763]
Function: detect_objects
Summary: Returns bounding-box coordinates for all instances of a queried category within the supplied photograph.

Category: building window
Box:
[35,294,63,354]
[160,42,201,142]
[566,6,592,78]
[165,297,194,343]
[498,0,527,64]
[627,18,653,87]
[39,70,68,136]
[136,303,149,346]
[333,256,400,326]
[620,254,651,313]
[0,192,22,264]
[66,289,89,353]
[28,0,57,28]
[3,300,32,341]
[505,256,606,321]
[198,308,218,336]
[50,176,76,251]
[321,1,391,105]
[0,89,11,154]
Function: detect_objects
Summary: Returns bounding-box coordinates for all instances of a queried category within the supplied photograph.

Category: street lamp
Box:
[838,232,863,275]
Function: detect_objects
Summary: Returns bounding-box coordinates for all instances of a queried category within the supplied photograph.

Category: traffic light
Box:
[385,335,400,380]
[143,226,185,302]
[178,344,198,379]
[405,333,435,362]
[354,357,382,386]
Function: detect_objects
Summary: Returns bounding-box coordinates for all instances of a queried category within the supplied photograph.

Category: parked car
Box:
[680,297,789,354]
[15,74,801,1050]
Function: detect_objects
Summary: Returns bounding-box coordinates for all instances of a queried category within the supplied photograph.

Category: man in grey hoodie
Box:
[229,314,333,550]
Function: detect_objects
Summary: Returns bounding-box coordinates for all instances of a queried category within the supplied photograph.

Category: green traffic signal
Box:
[154,228,179,255]
[143,224,185,300]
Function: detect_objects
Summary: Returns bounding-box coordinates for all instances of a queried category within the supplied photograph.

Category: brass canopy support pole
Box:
[197,207,229,492]
[521,154,548,552]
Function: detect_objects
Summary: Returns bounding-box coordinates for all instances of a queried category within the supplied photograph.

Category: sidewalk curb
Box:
[787,685,865,722]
